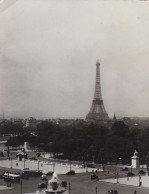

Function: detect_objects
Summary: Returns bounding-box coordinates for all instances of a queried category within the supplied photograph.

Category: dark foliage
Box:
[0,121,23,135]
[5,120,149,164]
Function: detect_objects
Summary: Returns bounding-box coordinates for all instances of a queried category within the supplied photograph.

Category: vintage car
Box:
[38,182,47,188]
[36,152,41,157]
[23,169,42,177]
[2,172,21,183]
[46,171,54,176]
[66,170,75,175]
[91,174,99,180]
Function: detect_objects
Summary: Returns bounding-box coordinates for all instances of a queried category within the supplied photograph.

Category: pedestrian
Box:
[139,181,142,187]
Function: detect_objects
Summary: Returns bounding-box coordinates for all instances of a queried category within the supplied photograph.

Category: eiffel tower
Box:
[86,60,109,121]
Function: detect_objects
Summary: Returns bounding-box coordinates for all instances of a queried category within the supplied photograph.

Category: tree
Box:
[104,135,134,164]
[111,121,130,137]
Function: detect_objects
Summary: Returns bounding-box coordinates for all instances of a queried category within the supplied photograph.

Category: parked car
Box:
[139,170,146,175]
[66,170,75,175]
[23,169,42,177]
[107,190,118,194]
[21,171,30,179]
[86,164,95,168]
[121,167,129,171]
[29,157,37,160]
[46,171,54,176]
[23,168,30,171]
[127,172,135,177]
[2,172,21,183]
[36,153,41,157]
[38,182,47,188]
[31,171,42,177]
[91,174,99,180]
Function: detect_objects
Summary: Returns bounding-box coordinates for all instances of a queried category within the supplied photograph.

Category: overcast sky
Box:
[1,0,149,119]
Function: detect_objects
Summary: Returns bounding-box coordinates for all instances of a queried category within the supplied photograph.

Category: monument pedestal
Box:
[131,150,139,169]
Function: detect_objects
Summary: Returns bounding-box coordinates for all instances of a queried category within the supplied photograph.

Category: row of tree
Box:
[0,121,24,136]
[5,120,149,164]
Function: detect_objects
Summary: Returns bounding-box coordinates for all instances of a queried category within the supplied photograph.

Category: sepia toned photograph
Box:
[0,0,149,193]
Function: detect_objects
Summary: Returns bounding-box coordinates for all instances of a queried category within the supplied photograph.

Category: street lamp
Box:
[131,165,133,173]
[10,158,12,169]
[20,181,23,194]
[38,160,40,171]
[139,174,141,186]
[114,167,117,179]
[68,183,71,194]
[23,159,26,169]
[95,186,97,194]
[7,146,10,159]
[6,172,11,188]
[70,161,72,171]
[100,149,105,171]
[116,171,119,184]
[53,163,55,172]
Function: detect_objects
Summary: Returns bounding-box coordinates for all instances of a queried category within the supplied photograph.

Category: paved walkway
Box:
[100,175,149,188]
[0,159,100,174]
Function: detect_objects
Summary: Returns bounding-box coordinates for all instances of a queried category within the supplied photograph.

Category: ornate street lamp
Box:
[116,171,119,184]
[10,158,12,168]
[20,181,23,194]
[138,174,141,186]
[69,183,71,194]
[100,149,105,171]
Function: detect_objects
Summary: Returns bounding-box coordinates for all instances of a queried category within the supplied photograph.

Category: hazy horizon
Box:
[1,0,149,119]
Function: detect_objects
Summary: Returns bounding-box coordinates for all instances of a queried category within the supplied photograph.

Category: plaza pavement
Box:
[100,175,149,188]
[0,159,100,174]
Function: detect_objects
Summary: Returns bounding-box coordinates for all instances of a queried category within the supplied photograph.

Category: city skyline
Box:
[1,0,149,119]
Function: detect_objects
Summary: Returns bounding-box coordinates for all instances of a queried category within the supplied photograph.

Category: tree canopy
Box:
[5,120,149,164]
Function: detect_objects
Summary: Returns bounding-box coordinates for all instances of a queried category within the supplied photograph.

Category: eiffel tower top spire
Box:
[94,59,102,100]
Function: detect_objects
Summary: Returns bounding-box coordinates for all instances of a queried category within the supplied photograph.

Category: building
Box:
[113,113,117,122]
[16,148,28,161]
[86,60,109,122]
[23,117,41,130]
